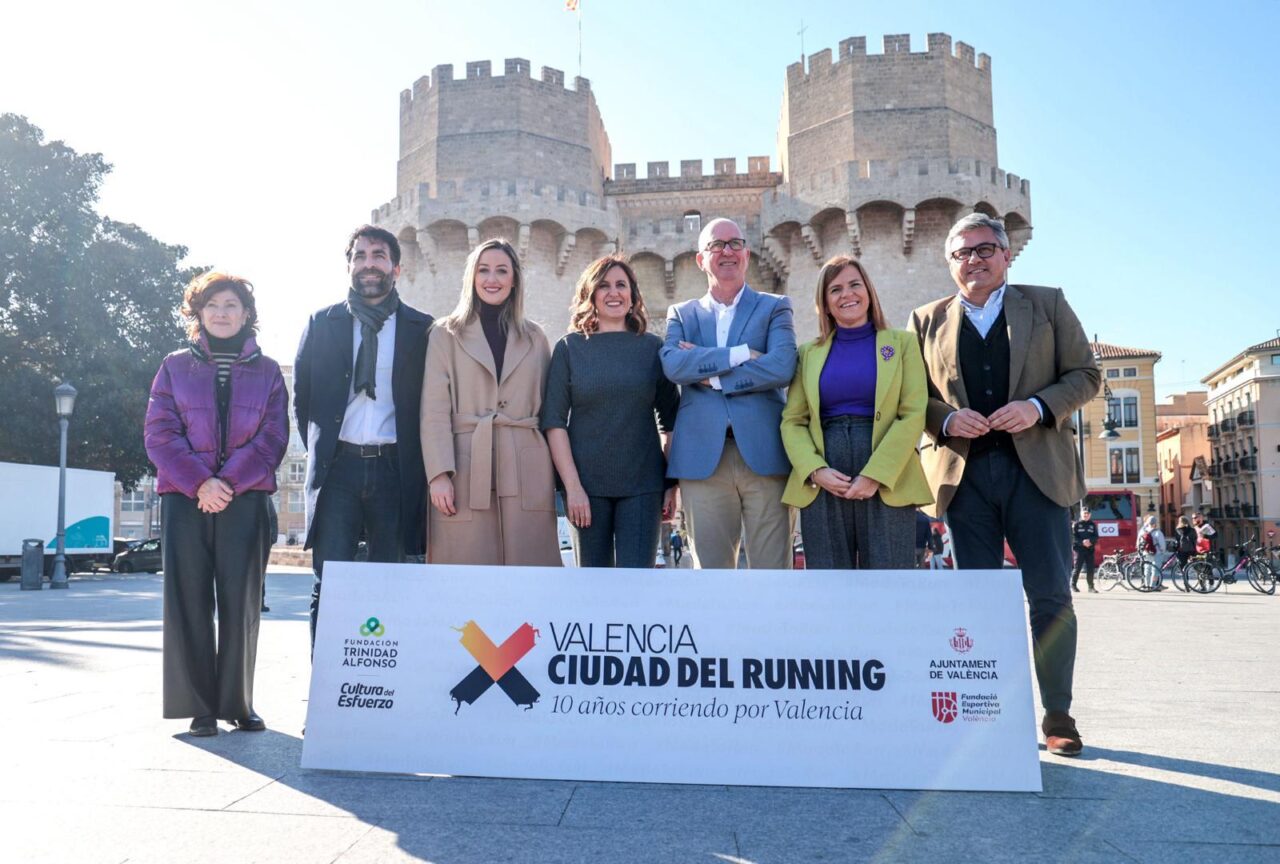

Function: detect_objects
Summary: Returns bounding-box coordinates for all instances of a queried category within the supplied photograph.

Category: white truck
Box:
[0,461,116,580]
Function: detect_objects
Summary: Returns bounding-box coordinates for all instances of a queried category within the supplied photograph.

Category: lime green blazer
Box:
[781,328,933,509]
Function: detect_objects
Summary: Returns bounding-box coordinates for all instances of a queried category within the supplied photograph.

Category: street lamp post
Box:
[50,382,77,589]
[1075,343,1121,509]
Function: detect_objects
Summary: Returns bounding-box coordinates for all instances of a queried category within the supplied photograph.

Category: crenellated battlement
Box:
[373,177,612,223]
[398,56,592,113]
[785,32,990,84]
[610,155,776,187]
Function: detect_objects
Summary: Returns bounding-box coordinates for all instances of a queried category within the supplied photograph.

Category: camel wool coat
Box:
[420,317,562,566]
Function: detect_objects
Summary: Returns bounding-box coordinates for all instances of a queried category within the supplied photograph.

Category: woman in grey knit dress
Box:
[541,256,680,567]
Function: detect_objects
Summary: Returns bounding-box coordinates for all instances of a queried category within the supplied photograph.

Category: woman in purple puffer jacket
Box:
[144,272,288,737]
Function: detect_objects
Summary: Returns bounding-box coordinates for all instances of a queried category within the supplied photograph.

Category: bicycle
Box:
[1184,538,1275,595]
[1246,542,1277,595]
[1096,551,1146,591]
[1138,552,1190,593]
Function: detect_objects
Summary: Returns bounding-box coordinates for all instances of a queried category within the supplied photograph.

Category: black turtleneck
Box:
[479,301,508,381]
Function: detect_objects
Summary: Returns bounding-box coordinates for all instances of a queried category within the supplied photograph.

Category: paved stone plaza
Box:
[2,568,1276,863]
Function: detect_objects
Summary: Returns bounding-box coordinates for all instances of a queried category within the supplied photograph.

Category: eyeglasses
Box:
[948,242,1003,263]
[704,238,747,253]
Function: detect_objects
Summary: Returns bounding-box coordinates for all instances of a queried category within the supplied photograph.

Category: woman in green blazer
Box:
[781,255,932,569]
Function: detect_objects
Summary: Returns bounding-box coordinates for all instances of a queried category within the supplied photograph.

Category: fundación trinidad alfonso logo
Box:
[450,620,540,713]
[949,627,973,654]
[359,617,386,638]
[931,691,959,724]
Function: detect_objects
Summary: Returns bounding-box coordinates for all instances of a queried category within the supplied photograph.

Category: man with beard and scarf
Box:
[294,225,433,650]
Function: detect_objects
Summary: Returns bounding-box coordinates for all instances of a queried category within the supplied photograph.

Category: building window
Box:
[683,212,702,235]
[1123,396,1138,428]
[1122,367,1137,377]
[288,461,306,483]
[288,490,304,513]
[1106,368,1119,379]
[121,490,147,512]
[1271,354,1280,365]
[1110,446,1140,484]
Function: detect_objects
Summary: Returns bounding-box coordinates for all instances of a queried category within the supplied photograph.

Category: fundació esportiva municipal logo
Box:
[931,691,958,724]
[450,620,540,712]
[359,616,386,637]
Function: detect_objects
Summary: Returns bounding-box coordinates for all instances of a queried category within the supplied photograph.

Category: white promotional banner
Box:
[301,563,1042,791]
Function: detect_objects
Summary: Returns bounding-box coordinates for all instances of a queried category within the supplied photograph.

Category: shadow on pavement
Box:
[184,731,1280,862]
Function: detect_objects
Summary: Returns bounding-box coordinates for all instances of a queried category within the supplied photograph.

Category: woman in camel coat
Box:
[421,238,562,566]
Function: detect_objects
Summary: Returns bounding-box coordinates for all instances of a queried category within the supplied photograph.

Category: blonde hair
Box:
[180,271,258,341]
[440,239,534,336]
[812,255,887,343]
[568,256,648,336]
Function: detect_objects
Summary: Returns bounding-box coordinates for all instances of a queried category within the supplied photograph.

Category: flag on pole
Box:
[565,0,578,10]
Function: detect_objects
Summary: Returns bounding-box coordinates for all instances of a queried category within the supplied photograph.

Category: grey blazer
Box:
[660,286,797,480]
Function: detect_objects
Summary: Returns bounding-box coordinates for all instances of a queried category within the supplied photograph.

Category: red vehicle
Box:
[1079,490,1138,558]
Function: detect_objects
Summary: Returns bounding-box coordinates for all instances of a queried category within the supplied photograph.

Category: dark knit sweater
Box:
[479,300,508,381]
[540,331,679,497]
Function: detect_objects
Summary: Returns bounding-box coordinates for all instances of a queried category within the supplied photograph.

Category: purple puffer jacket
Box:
[144,334,289,498]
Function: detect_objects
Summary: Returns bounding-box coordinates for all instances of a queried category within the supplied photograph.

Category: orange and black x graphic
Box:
[450,621,540,711]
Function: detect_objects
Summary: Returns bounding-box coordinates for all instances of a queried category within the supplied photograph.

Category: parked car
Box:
[113,538,161,573]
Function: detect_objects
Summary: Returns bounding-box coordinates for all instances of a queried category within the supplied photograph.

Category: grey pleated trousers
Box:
[161,491,266,720]
[800,416,916,570]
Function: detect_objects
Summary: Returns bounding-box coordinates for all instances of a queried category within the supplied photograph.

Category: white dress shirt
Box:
[700,288,751,391]
[958,283,1006,339]
[339,311,397,445]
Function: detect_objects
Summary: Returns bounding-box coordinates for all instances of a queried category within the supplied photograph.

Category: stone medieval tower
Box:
[373,34,1032,339]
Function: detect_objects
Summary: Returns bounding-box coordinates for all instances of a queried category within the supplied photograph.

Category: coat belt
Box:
[452,412,540,510]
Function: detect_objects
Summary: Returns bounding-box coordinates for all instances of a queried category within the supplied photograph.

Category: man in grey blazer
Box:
[909,213,1099,757]
[661,218,797,569]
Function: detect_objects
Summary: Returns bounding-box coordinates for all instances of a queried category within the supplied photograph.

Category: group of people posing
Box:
[143,211,1100,759]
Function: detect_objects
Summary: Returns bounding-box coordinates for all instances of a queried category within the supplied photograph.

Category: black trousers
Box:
[1072,549,1096,588]
[944,448,1077,714]
[161,491,266,720]
[309,450,403,647]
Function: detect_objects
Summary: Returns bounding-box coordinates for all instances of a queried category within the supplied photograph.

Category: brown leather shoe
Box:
[1042,711,1083,756]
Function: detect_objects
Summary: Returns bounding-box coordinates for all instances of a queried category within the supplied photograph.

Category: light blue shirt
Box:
[957,283,1006,339]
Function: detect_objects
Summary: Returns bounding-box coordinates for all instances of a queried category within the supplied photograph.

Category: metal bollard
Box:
[20,539,44,591]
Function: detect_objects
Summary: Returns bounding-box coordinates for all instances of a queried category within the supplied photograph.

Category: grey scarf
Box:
[346,287,400,399]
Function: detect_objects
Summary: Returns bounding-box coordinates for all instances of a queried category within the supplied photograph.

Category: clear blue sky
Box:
[2,0,1276,398]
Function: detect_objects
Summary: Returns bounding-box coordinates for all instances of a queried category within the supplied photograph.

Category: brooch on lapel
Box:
[880,345,895,361]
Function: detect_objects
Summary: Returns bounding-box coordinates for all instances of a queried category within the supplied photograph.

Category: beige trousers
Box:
[680,439,794,570]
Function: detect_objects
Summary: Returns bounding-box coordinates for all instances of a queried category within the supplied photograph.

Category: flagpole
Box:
[577,4,583,79]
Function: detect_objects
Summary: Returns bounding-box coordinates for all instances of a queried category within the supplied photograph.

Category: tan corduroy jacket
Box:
[907,283,1100,518]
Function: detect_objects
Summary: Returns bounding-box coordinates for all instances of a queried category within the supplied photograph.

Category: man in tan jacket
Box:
[909,213,1099,757]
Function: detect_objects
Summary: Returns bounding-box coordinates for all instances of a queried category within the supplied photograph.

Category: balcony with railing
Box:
[1207,423,1220,439]
[1238,410,1256,428]
[1208,507,1224,519]
[1221,459,1239,476]
[1225,504,1241,518]
[1242,503,1258,518]
[1240,455,1258,472]
[1207,462,1221,478]
[1221,417,1237,433]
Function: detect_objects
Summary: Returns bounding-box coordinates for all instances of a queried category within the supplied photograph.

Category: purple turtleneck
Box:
[818,321,876,419]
